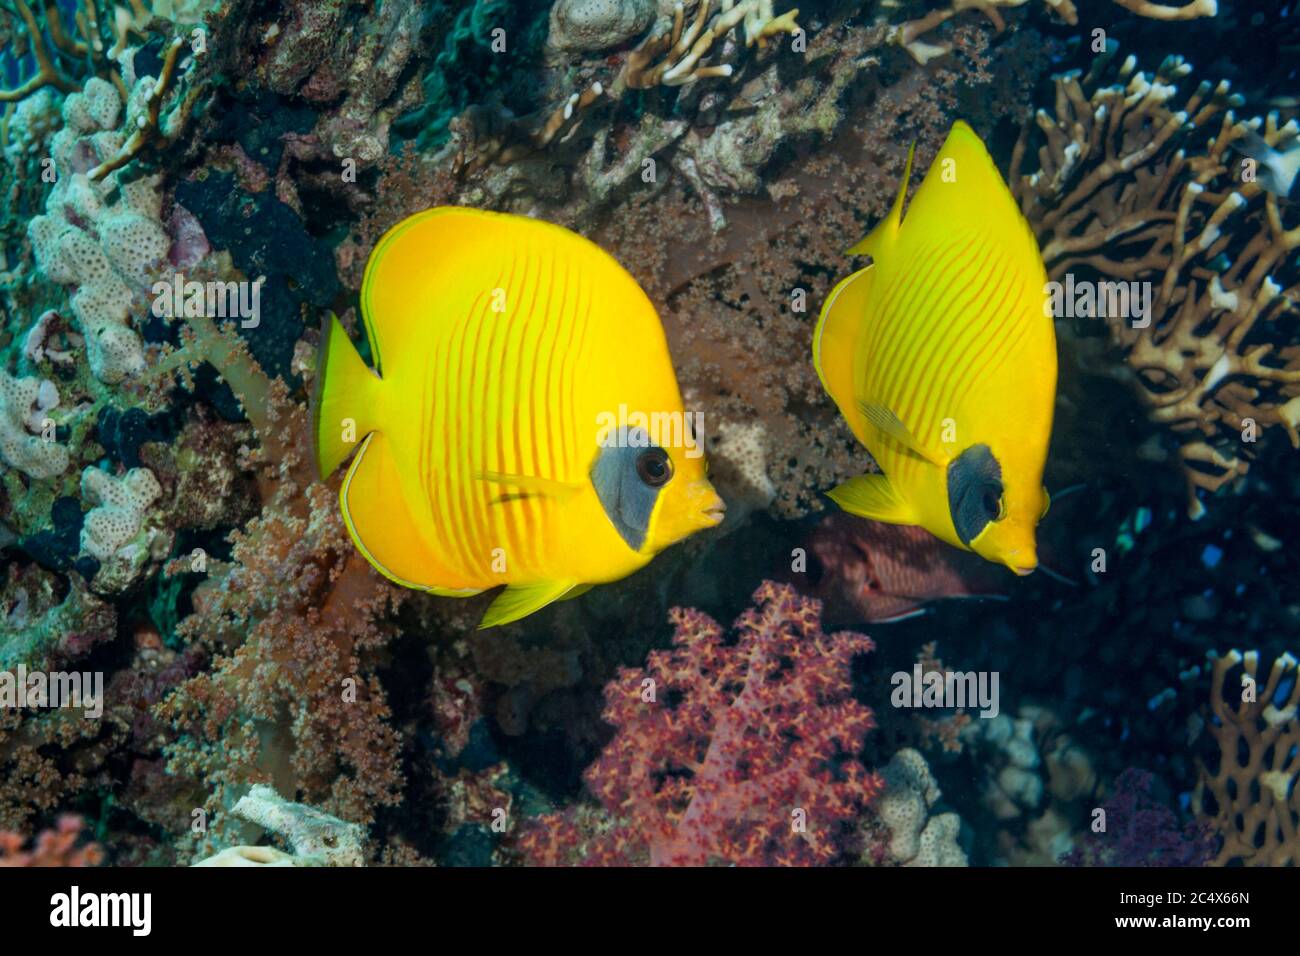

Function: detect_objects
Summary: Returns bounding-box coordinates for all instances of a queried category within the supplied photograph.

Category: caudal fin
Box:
[310,312,383,479]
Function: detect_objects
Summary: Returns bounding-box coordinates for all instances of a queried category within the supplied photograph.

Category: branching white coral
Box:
[622,0,800,89]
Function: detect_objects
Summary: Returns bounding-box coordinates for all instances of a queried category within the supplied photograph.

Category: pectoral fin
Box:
[479,580,580,629]
[857,401,948,466]
[477,471,583,503]
[826,473,917,525]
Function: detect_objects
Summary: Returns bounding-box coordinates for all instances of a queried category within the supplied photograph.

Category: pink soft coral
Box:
[520,581,881,866]
[0,815,103,867]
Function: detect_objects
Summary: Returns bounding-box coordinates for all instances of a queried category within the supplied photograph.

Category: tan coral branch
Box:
[0,0,78,101]
[87,34,184,180]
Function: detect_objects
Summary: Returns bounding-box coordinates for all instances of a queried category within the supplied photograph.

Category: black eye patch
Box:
[591,426,667,552]
[948,444,1003,547]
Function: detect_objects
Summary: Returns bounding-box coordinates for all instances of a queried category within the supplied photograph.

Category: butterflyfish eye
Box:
[982,488,1004,521]
[636,448,672,487]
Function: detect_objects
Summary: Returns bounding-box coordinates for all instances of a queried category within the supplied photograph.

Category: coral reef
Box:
[79,465,168,593]
[29,75,169,383]
[1194,650,1299,866]
[1064,768,1213,866]
[620,0,800,89]
[0,814,103,866]
[193,784,366,866]
[0,368,67,479]
[0,0,1289,876]
[959,705,1099,865]
[518,582,881,865]
[864,747,968,866]
[894,0,1217,66]
[546,0,657,60]
[1014,46,1300,517]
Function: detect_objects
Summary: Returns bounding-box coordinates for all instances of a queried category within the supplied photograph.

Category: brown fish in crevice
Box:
[804,513,1013,623]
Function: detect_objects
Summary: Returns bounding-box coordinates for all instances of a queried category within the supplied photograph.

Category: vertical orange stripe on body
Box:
[535,250,561,483]
[566,264,593,485]
[441,286,482,578]
[500,242,541,576]
[463,274,497,580]
[858,239,931,385]
[861,233,967,393]
[547,262,574,482]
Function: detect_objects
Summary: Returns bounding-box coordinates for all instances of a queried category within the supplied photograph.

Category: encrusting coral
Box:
[0,368,67,479]
[1194,650,1299,866]
[546,0,657,59]
[192,784,366,866]
[866,748,968,866]
[1014,46,1300,517]
[78,464,168,593]
[28,72,175,383]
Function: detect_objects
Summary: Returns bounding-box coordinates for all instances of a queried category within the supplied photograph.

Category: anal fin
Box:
[827,473,917,525]
[480,579,579,629]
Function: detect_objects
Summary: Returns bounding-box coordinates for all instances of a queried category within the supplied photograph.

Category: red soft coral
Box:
[520,581,882,866]
[0,815,103,867]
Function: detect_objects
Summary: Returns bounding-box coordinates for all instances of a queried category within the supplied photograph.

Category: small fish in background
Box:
[311,207,725,628]
[803,513,1011,623]
[813,121,1057,575]
[1232,126,1300,200]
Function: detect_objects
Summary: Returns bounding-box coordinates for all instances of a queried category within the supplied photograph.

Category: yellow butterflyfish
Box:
[812,121,1057,575]
[310,207,725,627]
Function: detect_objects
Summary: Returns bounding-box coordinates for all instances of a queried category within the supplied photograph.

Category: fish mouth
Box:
[701,502,727,527]
[1008,561,1037,577]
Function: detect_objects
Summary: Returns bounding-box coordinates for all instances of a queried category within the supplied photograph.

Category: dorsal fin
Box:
[846,142,916,259]
[903,121,1043,271]
[812,265,875,444]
